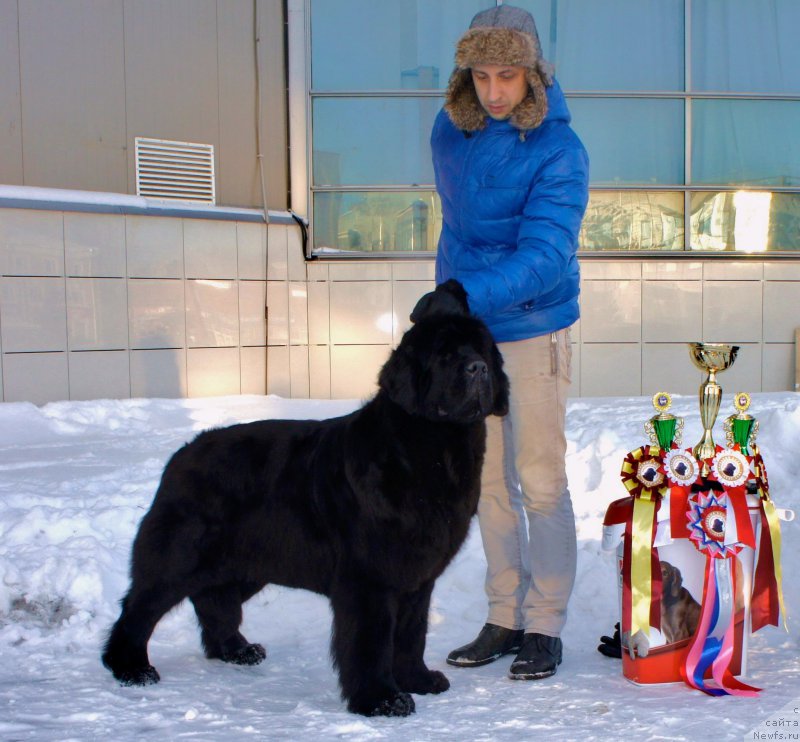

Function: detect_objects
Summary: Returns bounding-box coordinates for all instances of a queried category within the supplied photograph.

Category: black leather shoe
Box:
[447,623,525,667]
[508,633,563,680]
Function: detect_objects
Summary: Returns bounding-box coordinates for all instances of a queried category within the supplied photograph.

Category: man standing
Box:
[431,4,589,680]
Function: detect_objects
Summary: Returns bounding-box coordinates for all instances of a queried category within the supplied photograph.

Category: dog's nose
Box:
[465,360,488,378]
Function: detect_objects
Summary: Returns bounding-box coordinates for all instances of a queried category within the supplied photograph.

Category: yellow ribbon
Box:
[761,493,787,630]
[630,492,656,638]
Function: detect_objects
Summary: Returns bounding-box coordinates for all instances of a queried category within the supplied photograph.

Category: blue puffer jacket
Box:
[432,80,589,342]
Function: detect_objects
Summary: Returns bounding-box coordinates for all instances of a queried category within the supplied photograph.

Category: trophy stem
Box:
[693,429,717,461]
[693,373,722,461]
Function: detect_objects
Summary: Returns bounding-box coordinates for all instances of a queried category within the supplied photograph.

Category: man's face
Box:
[471,64,528,120]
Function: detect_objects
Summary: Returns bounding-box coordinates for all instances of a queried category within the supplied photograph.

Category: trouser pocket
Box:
[550,328,572,380]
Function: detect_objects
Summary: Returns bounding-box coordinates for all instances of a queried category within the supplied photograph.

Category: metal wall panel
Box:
[3,0,287,210]
[0,0,24,184]
[122,0,220,189]
[258,0,289,211]
[217,2,259,208]
[18,0,127,193]
[215,0,288,210]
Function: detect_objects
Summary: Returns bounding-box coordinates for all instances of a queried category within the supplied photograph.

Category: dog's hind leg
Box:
[190,583,266,666]
[392,581,450,695]
[330,583,415,717]
[102,582,185,685]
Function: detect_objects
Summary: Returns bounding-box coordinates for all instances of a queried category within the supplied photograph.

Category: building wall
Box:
[0,206,277,403]
[0,0,286,211]
[299,257,800,400]
[1,205,797,404]
[2,2,797,404]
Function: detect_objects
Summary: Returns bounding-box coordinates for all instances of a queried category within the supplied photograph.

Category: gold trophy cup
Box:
[689,342,739,463]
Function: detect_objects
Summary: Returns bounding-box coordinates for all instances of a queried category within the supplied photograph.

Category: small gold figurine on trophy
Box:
[688,343,739,466]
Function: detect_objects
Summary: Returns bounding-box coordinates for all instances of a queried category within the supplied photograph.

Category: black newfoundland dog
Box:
[102,279,508,717]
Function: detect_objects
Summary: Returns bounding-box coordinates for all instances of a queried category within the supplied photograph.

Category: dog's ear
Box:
[490,343,510,416]
[409,279,470,323]
[669,564,683,597]
[377,345,420,413]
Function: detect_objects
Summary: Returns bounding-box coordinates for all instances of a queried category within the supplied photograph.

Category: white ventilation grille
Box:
[135,137,216,204]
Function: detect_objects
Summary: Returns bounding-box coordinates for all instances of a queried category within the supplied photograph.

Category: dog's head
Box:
[660,560,683,600]
[378,280,509,423]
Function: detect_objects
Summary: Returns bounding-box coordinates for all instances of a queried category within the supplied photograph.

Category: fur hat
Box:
[444,5,554,133]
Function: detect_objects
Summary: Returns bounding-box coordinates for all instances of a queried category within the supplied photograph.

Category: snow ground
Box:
[0,392,797,741]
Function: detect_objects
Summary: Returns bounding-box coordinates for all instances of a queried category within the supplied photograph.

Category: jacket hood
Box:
[444,5,556,133]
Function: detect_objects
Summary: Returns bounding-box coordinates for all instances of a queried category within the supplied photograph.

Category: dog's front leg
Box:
[392,580,449,695]
[330,582,414,717]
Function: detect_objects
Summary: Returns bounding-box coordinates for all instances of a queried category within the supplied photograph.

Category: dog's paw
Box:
[396,668,450,695]
[368,691,416,717]
[115,665,160,686]
[225,643,267,666]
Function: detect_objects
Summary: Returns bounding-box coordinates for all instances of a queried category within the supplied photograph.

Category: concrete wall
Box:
[1,204,798,404]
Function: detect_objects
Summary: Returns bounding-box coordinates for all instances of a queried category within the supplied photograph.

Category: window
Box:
[310,94,442,253]
[305,0,479,255]
[568,99,684,186]
[296,0,800,256]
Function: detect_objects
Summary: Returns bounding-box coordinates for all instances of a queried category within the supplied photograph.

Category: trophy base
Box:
[692,442,716,462]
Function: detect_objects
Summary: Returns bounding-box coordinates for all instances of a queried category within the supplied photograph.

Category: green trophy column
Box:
[644,392,683,450]
[724,391,759,455]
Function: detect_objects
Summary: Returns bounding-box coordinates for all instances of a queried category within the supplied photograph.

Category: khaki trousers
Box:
[478,328,577,637]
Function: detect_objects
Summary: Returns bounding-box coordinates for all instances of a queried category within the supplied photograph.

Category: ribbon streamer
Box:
[669,485,690,539]
[682,556,760,696]
[630,494,657,637]
[620,446,667,639]
[725,486,756,550]
[683,491,761,696]
[753,460,785,629]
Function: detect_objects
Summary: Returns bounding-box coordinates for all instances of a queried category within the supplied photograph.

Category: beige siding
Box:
[0,0,286,210]
[123,0,220,176]
[0,0,23,183]
[19,0,127,193]
[258,0,289,210]
[218,5,260,207]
